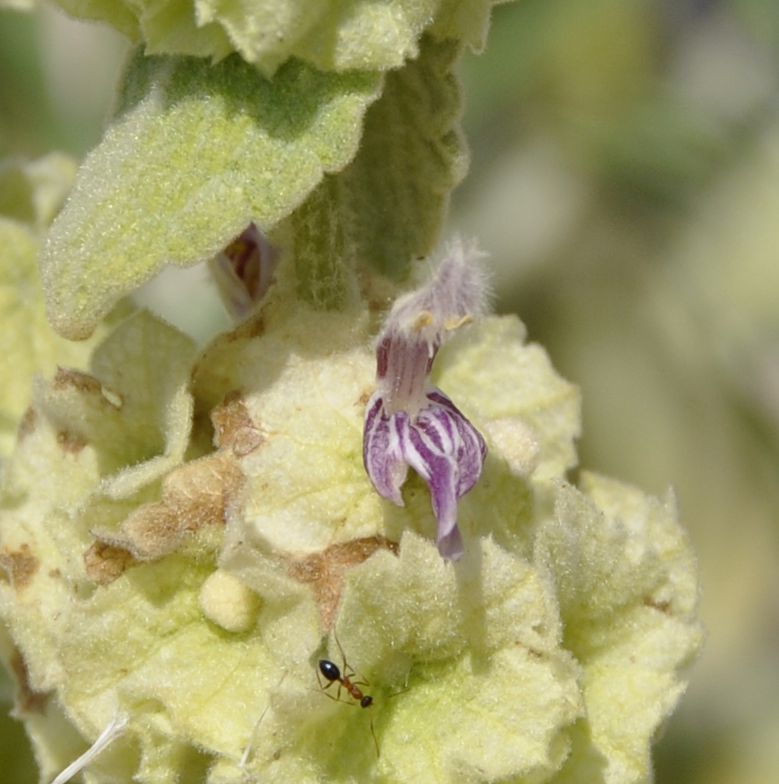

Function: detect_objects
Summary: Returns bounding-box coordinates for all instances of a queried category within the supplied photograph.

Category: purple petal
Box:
[363,393,409,505]
[403,391,487,560]
[363,385,486,561]
[437,519,464,561]
[405,440,463,560]
[425,391,487,497]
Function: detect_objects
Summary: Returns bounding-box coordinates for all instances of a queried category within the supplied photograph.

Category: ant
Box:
[316,633,379,755]
[317,658,373,708]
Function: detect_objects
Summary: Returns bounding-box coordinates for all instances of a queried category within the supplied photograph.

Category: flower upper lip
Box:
[362,237,489,560]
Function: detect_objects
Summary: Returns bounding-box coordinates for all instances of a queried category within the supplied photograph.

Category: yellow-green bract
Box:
[0,258,701,783]
[51,0,509,75]
[0,154,114,462]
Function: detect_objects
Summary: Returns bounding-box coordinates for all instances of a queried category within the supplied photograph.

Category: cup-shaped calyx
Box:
[363,238,489,560]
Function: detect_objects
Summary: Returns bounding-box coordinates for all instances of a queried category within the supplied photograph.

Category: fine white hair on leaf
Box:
[240,703,271,771]
[239,673,286,772]
[386,236,491,343]
[51,713,129,784]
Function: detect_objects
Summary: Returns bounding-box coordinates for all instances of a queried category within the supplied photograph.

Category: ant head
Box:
[360,695,373,708]
[319,659,341,682]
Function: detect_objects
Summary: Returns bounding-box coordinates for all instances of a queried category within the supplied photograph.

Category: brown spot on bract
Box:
[357,267,392,306]
[356,388,373,407]
[211,391,263,456]
[84,541,137,585]
[0,544,39,589]
[202,313,266,350]
[644,597,672,615]
[52,368,121,409]
[246,315,266,339]
[515,643,545,660]
[288,537,398,628]
[53,367,102,394]
[17,407,37,441]
[225,314,265,342]
[120,451,246,559]
[57,430,86,453]
[10,649,49,713]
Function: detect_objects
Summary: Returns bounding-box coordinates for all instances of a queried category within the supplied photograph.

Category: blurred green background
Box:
[2,1,778,782]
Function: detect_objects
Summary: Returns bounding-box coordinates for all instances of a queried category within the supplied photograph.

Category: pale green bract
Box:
[0,258,702,783]
[0,154,110,463]
[0,0,35,9]
[51,0,509,76]
[0,154,78,231]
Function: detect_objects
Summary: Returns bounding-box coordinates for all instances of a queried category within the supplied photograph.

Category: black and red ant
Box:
[316,633,379,754]
[317,658,374,708]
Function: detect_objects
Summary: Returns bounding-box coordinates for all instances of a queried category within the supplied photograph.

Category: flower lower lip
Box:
[364,388,486,561]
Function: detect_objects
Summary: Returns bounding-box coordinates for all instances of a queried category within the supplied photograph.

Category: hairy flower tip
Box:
[386,236,490,350]
[364,238,489,561]
[377,236,490,417]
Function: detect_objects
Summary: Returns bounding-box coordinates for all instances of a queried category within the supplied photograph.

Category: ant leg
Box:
[317,688,360,707]
[332,627,370,686]
[317,670,343,700]
[333,627,350,675]
[315,668,328,691]
[319,690,345,704]
[317,668,349,703]
[369,718,380,758]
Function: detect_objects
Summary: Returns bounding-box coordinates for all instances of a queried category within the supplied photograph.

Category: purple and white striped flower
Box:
[363,238,489,561]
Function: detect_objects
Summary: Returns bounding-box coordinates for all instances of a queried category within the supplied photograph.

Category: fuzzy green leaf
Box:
[42,50,381,339]
[291,175,351,309]
[233,533,583,783]
[0,154,94,459]
[538,475,702,784]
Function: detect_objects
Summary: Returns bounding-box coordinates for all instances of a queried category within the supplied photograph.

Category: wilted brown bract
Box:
[16,407,37,441]
[84,541,137,585]
[10,649,49,714]
[288,536,398,628]
[115,451,246,560]
[57,429,87,453]
[211,391,264,456]
[0,543,39,590]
